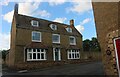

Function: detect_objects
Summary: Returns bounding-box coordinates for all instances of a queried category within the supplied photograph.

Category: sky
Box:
[0,0,97,50]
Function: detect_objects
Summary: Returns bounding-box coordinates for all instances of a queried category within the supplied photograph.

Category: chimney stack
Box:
[70,19,74,26]
[14,3,18,14]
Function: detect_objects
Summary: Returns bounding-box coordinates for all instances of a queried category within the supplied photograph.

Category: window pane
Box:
[70,38,74,43]
[69,36,76,45]
[32,32,40,41]
[68,28,70,32]
[28,53,32,59]
[33,21,37,25]
[33,53,36,59]
[66,27,72,32]
[69,53,71,58]
[52,24,56,30]
[41,53,44,59]
[33,49,36,52]
[68,28,72,32]
[37,49,40,52]
[35,33,40,40]
[28,49,32,52]
[72,53,74,59]
[41,49,44,52]
[50,24,57,30]
[75,53,77,58]
[52,35,59,43]
[52,25,55,29]
[37,53,40,59]
[77,53,79,58]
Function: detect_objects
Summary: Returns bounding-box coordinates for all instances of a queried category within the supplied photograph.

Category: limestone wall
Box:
[92,2,120,76]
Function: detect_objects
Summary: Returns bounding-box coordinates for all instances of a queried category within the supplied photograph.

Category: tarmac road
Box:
[2,61,105,75]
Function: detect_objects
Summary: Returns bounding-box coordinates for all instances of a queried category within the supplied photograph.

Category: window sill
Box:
[32,40,41,42]
[51,29,57,30]
[52,42,60,44]
[27,59,47,61]
[31,24,39,27]
[70,44,76,45]
[68,58,80,60]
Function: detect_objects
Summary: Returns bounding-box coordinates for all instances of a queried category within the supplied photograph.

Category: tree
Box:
[1,50,9,61]
[83,37,101,52]
[83,39,91,51]
[90,37,101,51]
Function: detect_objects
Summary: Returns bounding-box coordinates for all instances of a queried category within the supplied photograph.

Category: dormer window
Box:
[50,24,57,30]
[66,27,72,33]
[31,20,39,27]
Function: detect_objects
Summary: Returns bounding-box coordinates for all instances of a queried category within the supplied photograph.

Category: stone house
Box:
[6,4,82,69]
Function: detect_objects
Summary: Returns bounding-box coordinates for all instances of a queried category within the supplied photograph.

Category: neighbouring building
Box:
[6,4,82,69]
[92,2,120,76]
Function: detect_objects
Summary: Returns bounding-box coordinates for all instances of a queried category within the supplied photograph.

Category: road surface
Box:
[2,61,104,76]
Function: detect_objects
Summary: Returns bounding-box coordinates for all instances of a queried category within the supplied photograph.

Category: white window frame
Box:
[31,20,39,27]
[27,49,46,61]
[66,27,72,33]
[113,37,120,77]
[50,24,57,30]
[53,48,61,61]
[69,36,76,45]
[67,49,80,59]
[52,34,60,44]
[32,31,41,42]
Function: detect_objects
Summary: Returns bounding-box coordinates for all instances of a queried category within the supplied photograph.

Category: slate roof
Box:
[15,14,82,37]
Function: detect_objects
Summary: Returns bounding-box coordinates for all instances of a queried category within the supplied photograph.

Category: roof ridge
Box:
[17,14,70,26]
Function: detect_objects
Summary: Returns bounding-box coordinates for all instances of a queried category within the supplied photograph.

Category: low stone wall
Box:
[13,60,82,70]
[5,51,102,70]
[80,51,102,61]
[8,59,95,70]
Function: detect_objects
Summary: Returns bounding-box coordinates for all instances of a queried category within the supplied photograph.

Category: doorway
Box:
[53,48,61,61]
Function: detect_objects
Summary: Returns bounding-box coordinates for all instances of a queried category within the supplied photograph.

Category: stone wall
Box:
[92,2,120,76]
[104,30,119,75]
[80,51,102,61]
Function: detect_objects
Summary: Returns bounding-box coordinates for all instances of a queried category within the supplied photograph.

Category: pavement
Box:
[2,61,105,76]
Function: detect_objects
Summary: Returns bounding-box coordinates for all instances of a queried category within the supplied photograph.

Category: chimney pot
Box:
[70,19,74,26]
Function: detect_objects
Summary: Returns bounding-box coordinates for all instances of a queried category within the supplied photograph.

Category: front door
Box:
[114,37,120,77]
[53,48,61,61]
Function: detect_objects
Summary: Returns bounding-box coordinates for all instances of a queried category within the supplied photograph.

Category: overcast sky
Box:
[0,0,97,50]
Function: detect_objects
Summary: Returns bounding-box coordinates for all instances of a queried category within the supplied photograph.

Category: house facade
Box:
[6,4,82,69]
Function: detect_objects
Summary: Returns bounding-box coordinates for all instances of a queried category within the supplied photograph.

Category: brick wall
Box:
[7,24,82,69]
[9,15,17,67]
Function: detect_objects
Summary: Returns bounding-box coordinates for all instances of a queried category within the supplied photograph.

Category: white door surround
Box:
[53,48,61,61]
